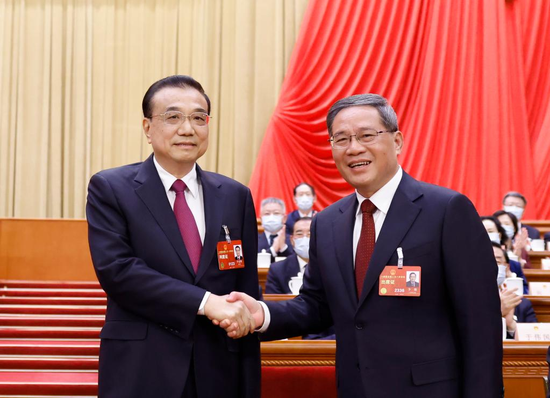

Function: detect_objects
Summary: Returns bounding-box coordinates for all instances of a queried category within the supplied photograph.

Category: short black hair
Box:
[326,93,399,137]
[142,75,211,118]
[293,182,316,197]
[491,241,509,264]
[502,191,527,206]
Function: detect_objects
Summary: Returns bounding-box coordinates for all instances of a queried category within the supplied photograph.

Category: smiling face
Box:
[143,86,209,177]
[331,106,403,198]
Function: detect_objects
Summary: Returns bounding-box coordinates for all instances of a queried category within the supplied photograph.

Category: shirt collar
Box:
[355,166,403,216]
[153,156,200,198]
[297,255,308,272]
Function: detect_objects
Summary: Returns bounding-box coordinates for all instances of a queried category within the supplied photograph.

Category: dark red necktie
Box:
[171,180,202,272]
[355,199,377,298]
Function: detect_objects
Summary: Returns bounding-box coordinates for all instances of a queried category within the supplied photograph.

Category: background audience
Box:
[258,197,294,262]
[285,183,318,235]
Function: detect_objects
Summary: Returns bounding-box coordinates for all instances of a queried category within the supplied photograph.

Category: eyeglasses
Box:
[328,129,395,149]
[150,111,211,127]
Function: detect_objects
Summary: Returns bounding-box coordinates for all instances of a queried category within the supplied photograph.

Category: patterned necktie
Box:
[355,199,377,299]
[171,180,202,272]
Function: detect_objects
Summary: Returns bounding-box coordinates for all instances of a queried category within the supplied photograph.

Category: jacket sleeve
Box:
[86,173,205,340]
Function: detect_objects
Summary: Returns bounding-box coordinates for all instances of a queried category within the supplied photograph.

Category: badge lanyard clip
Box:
[397,247,404,269]
[222,225,231,244]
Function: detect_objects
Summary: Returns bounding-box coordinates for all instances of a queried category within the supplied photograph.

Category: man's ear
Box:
[143,118,152,144]
[394,131,404,154]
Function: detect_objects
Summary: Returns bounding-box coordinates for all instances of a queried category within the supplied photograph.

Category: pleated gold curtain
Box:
[0,0,308,218]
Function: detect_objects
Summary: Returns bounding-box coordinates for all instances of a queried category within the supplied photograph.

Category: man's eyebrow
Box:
[165,106,208,113]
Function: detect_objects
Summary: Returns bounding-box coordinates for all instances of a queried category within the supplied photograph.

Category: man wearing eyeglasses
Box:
[86,75,260,398]
[227,94,503,397]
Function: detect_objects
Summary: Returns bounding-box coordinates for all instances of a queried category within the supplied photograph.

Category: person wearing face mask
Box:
[285,183,318,235]
[265,217,335,339]
[493,210,531,269]
[502,191,540,239]
[258,197,294,262]
[493,242,537,339]
[482,216,529,294]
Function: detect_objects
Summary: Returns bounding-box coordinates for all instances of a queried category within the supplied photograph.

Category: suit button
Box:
[355,323,363,330]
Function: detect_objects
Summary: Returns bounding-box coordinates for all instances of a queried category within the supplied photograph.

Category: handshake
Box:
[204,292,265,338]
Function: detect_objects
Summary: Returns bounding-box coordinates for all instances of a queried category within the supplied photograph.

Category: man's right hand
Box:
[204,294,255,338]
[500,288,521,317]
[219,292,265,338]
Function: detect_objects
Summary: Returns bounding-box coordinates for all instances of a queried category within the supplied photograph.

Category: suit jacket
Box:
[544,232,550,243]
[264,254,335,339]
[514,298,537,323]
[285,209,318,235]
[263,172,503,398]
[265,254,301,294]
[522,224,540,240]
[258,232,294,262]
[406,281,419,287]
[86,155,260,398]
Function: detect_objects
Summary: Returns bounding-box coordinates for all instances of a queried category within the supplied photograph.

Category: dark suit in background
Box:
[522,224,540,240]
[258,232,294,262]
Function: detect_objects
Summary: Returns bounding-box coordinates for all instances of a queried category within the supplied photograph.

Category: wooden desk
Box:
[260,340,549,398]
[524,269,550,284]
[528,251,550,269]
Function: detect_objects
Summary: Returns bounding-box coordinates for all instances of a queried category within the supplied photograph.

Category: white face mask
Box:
[497,264,507,286]
[262,214,284,234]
[502,225,516,239]
[488,232,501,244]
[296,196,314,212]
[504,205,524,221]
[293,237,310,260]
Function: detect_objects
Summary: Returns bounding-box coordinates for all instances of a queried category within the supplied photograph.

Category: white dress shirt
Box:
[153,157,206,243]
[297,256,308,274]
[153,156,209,313]
[264,229,289,257]
[352,167,403,265]
[258,166,404,333]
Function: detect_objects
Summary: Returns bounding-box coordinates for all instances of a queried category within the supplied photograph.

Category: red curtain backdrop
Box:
[249,0,550,219]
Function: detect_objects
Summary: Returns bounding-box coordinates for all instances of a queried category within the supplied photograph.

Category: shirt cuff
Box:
[270,247,277,258]
[256,301,271,333]
[197,291,211,315]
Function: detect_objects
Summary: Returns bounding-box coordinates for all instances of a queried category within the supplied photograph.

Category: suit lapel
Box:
[332,194,359,306]
[195,166,223,284]
[134,155,195,277]
[358,173,423,308]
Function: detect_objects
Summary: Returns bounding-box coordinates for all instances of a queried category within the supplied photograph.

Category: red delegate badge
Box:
[217,240,245,270]
[379,266,421,297]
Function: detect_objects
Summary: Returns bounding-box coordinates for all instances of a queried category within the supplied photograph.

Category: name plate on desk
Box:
[541,258,550,270]
[529,282,550,295]
[516,323,550,341]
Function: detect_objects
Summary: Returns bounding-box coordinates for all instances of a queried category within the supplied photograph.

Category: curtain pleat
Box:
[250,0,550,219]
[0,0,309,218]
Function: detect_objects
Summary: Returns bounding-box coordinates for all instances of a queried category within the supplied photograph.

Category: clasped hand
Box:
[205,293,264,339]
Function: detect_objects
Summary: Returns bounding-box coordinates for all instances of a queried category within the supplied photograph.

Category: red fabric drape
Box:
[249,0,550,219]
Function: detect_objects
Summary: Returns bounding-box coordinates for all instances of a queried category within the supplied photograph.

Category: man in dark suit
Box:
[228,94,503,397]
[502,191,540,239]
[86,75,260,398]
[405,272,419,287]
[258,197,294,262]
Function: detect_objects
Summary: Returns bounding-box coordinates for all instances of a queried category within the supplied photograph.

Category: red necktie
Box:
[355,199,377,298]
[171,180,202,272]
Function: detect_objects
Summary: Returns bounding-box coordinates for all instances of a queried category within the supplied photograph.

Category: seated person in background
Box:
[265,217,335,340]
[545,231,550,245]
[494,242,537,339]
[493,210,531,268]
[285,183,318,235]
[266,217,312,294]
[482,216,528,294]
[258,197,294,262]
[502,191,540,239]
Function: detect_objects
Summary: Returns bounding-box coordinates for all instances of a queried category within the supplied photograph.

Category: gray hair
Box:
[503,191,527,205]
[260,197,286,213]
[326,94,399,136]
